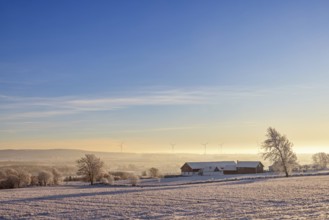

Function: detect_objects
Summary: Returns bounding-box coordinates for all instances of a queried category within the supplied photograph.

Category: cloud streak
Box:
[0,84,321,121]
[0,89,211,121]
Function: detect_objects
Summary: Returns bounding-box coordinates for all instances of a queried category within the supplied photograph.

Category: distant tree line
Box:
[0,168,62,189]
[312,152,329,170]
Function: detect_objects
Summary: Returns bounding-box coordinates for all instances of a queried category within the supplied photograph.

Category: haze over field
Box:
[1,1,329,154]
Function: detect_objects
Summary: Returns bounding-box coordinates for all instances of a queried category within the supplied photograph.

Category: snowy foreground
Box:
[1,175,329,219]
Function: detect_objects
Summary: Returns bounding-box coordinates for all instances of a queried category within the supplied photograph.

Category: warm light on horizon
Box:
[1,138,328,155]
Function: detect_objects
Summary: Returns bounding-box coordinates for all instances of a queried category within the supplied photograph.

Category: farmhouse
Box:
[181,161,264,175]
[181,161,236,176]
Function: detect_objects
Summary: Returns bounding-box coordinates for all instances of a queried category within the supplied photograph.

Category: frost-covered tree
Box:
[0,170,6,180]
[5,168,18,176]
[4,175,20,188]
[76,154,104,185]
[30,175,39,186]
[312,152,329,169]
[148,167,160,178]
[16,169,31,187]
[262,127,298,177]
[52,168,62,185]
[100,175,114,185]
[38,171,54,186]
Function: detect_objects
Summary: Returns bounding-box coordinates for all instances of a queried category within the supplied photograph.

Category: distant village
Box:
[181,161,264,176]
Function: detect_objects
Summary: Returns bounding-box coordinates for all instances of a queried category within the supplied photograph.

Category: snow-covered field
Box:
[0,175,328,219]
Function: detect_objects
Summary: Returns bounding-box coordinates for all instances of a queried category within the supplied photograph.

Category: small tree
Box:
[76,154,104,185]
[52,168,62,185]
[141,170,147,177]
[148,167,160,178]
[38,171,53,186]
[312,152,329,170]
[261,127,298,177]
[16,169,31,187]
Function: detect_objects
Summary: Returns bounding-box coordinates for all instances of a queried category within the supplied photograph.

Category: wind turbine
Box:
[170,143,176,153]
[202,142,208,155]
[218,143,224,154]
[120,142,124,153]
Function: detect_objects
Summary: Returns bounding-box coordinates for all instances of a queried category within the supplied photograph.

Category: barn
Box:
[181,161,236,176]
[236,161,264,174]
[223,164,238,175]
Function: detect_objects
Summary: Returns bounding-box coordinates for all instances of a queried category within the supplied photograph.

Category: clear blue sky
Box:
[1,1,329,153]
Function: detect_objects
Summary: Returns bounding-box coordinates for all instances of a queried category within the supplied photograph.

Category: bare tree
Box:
[312,152,329,170]
[76,154,104,185]
[261,127,298,177]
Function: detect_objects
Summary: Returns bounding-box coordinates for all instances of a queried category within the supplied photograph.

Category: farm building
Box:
[237,161,264,174]
[222,164,237,175]
[180,161,236,176]
[181,161,264,175]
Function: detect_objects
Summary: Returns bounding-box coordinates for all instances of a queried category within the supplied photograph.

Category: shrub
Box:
[100,174,114,185]
[5,168,18,176]
[148,167,161,178]
[63,176,84,182]
[4,175,20,189]
[38,171,53,186]
[30,175,39,186]
[16,169,31,187]
[100,177,109,184]
[110,171,131,180]
[141,171,147,177]
[128,174,140,186]
[100,173,114,185]
[0,170,6,180]
[52,168,62,185]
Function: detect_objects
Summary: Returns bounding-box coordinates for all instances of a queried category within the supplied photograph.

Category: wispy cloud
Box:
[0,89,211,120]
[0,84,322,121]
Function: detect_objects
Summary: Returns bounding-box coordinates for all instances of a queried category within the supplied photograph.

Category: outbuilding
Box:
[181,161,236,176]
[237,161,264,174]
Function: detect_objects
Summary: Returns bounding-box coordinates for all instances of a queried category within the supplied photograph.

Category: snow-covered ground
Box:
[0,175,328,219]
[136,170,329,186]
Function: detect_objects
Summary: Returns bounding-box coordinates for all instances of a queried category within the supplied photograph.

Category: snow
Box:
[0,175,328,219]
[237,161,262,168]
[184,161,236,170]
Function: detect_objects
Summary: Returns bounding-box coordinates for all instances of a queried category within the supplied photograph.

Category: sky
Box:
[1,0,329,154]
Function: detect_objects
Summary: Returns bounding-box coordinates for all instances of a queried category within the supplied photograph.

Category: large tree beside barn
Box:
[261,127,298,177]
